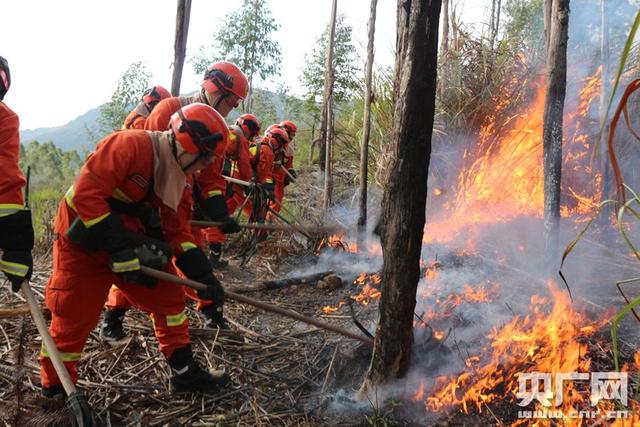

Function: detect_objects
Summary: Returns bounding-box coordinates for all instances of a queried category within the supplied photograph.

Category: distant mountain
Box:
[19,88,293,152]
[20,106,101,152]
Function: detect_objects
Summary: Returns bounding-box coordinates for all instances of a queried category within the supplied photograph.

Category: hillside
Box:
[20,106,100,152]
[18,88,289,152]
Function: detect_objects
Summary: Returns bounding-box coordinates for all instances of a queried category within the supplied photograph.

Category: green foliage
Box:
[190,0,281,110]
[19,140,82,247]
[300,14,361,118]
[503,0,545,66]
[250,89,278,127]
[91,61,151,141]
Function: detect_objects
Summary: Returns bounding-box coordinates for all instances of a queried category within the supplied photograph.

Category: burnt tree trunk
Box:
[322,0,338,209]
[361,0,441,390]
[357,0,378,233]
[319,0,338,173]
[542,0,569,262]
[171,0,192,96]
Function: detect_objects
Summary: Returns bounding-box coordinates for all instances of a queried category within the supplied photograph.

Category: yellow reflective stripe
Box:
[265,178,273,184]
[111,258,140,273]
[40,344,81,362]
[65,186,77,211]
[66,185,110,227]
[249,146,257,156]
[84,212,110,228]
[0,259,29,277]
[180,242,197,252]
[166,311,187,327]
[207,190,223,197]
[112,188,132,203]
[231,164,239,173]
[0,203,24,217]
[229,133,237,142]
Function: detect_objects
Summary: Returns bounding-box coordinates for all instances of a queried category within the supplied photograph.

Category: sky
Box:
[1,0,494,131]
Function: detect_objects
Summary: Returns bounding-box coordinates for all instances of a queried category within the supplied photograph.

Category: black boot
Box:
[200,304,229,329]
[168,345,230,393]
[100,308,130,347]
[41,384,66,400]
[208,243,229,269]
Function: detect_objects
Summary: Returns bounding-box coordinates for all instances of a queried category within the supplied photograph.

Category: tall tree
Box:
[301,14,359,165]
[361,0,441,390]
[171,0,191,95]
[94,62,151,137]
[357,0,379,233]
[322,0,338,209]
[542,0,569,262]
[190,0,281,111]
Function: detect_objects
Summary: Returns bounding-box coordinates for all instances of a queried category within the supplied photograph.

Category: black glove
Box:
[0,210,34,251]
[109,247,157,288]
[261,182,275,200]
[219,216,240,234]
[200,194,229,221]
[1,250,32,292]
[67,213,130,253]
[288,169,297,179]
[176,248,225,306]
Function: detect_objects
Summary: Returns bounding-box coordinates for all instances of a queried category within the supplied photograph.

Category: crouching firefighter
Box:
[40,103,231,399]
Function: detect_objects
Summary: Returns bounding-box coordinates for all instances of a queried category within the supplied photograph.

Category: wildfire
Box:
[423,282,613,422]
[423,68,603,245]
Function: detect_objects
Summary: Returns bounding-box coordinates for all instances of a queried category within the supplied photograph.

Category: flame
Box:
[424,282,612,421]
[424,69,602,245]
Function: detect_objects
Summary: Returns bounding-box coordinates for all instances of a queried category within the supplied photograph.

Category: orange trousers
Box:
[41,235,190,389]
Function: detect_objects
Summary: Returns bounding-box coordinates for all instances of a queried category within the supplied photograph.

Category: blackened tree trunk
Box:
[361,0,441,390]
[357,0,378,233]
[171,0,192,96]
[319,0,338,174]
[542,0,569,262]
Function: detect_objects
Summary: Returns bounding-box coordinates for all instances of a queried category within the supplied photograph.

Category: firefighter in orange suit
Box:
[279,120,298,187]
[264,126,290,214]
[122,85,172,130]
[204,113,262,268]
[40,103,231,399]
[102,62,248,337]
[0,56,34,292]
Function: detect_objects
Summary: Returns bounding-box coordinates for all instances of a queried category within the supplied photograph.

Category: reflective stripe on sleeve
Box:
[180,242,197,252]
[40,344,81,362]
[0,259,29,277]
[111,258,141,273]
[166,311,187,327]
[0,203,24,217]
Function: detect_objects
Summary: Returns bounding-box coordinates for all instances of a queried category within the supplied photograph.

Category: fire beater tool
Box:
[190,219,342,235]
[140,266,374,346]
[20,280,101,426]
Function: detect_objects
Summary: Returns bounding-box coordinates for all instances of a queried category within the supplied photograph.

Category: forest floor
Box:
[2,164,640,426]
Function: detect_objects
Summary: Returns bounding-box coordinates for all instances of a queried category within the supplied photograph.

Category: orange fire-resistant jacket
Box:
[0,102,25,217]
[122,102,152,130]
[227,125,252,183]
[63,130,198,258]
[249,138,275,185]
[144,94,227,201]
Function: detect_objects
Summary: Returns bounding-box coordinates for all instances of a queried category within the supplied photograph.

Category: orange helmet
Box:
[0,56,10,100]
[236,113,261,139]
[170,103,228,155]
[202,61,248,100]
[279,120,297,138]
[143,85,171,105]
[266,126,290,149]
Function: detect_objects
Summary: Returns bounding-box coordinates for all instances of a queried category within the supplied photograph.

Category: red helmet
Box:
[202,61,248,100]
[170,103,229,155]
[0,56,10,101]
[279,120,297,138]
[266,126,290,149]
[236,113,261,139]
[143,85,171,105]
